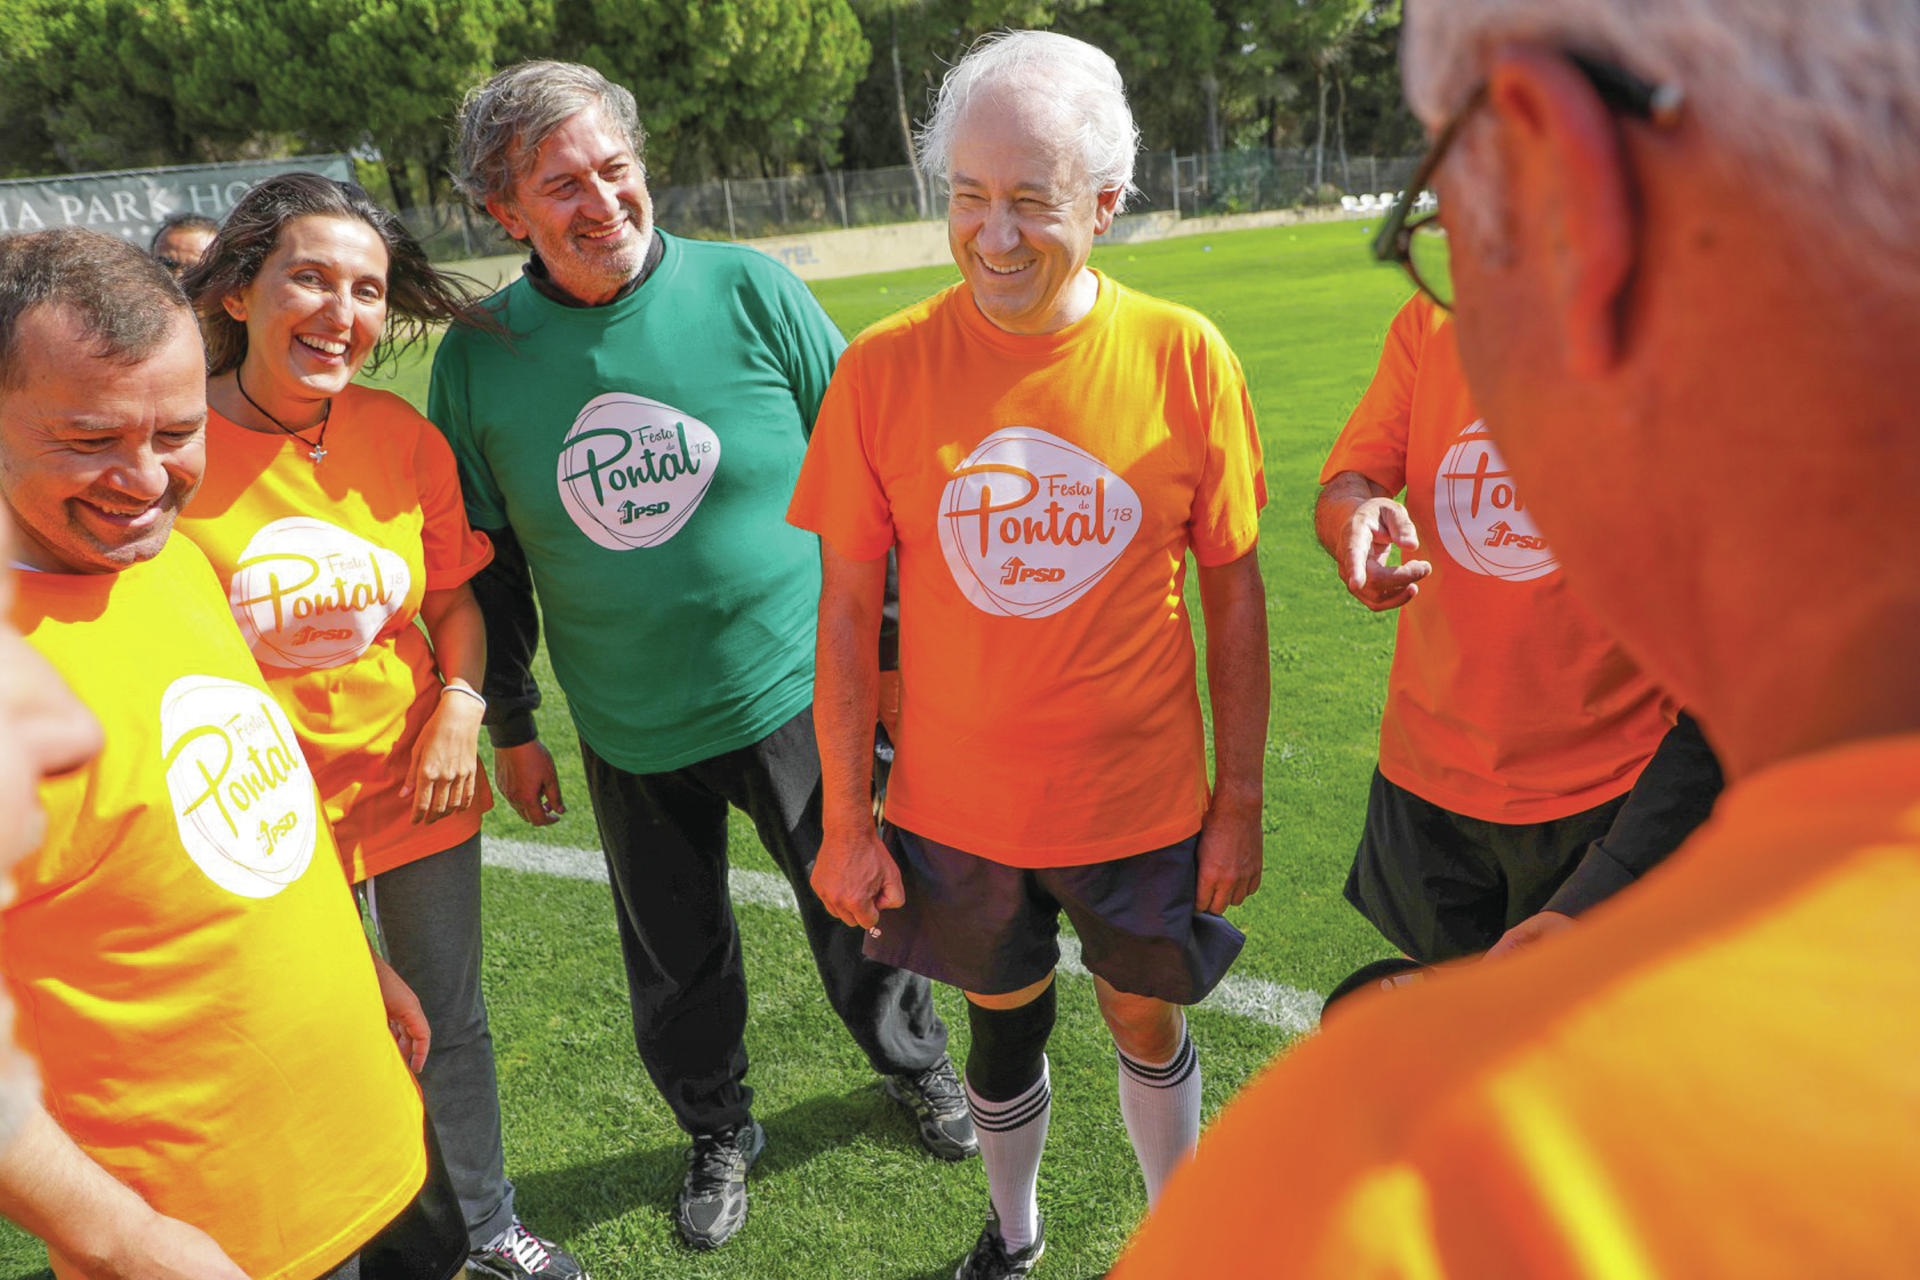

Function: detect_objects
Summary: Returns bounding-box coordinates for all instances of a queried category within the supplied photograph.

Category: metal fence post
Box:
[723,178,736,240]
[1170,150,1180,218]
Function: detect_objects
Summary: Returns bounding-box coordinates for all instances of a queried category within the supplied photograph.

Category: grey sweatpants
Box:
[365,832,515,1250]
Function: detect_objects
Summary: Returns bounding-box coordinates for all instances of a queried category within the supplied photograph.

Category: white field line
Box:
[485,837,1324,1036]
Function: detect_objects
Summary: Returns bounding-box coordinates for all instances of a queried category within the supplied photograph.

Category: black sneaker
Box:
[954,1209,1045,1280]
[468,1219,589,1279]
[884,1054,979,1161]
[675,1119,766,1250]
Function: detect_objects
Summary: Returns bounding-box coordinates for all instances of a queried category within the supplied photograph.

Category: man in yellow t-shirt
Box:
[0,228,462,1279]
[1117,2,1920,1275]
[791,31,1268,1279]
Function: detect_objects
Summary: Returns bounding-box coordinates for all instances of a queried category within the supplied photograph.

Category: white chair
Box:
[1340,195,1360,213]
[1357,193,1380,212]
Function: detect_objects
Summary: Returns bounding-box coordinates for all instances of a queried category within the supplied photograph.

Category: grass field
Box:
[0,218,1415,1278]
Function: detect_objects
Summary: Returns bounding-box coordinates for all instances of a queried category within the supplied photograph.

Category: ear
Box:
[485,196,530,243]
[221,291,246,323]
[1092,185,1122,236]
[1483,45,1635,377]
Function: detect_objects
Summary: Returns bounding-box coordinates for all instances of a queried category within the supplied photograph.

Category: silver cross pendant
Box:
[310,447,327,463]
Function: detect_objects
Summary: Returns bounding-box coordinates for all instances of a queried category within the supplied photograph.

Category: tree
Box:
[838,0,1086,173]
[507,0,871,183]
[1062,0,1230,154]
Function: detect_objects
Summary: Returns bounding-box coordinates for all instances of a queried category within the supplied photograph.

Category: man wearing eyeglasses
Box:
[1116,0,1920,1274]
[1315,293,1715,966]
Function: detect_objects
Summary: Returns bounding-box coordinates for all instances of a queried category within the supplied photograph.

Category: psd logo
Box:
[999,557,1066,586]
[229,517,410,670]
[938,427,1140,618]
[159,674,318,899]
[1432,420,1558,581]
[556,393,720,550]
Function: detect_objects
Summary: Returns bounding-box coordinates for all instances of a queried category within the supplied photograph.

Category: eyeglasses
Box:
[1372,53,1684,310]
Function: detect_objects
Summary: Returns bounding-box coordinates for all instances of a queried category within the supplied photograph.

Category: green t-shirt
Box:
[428,231,842,773]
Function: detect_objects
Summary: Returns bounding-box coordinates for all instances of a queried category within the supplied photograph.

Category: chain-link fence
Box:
[394,148,1422,262]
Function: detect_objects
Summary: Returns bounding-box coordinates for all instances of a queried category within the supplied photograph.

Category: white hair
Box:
[1404,0,1920,274]
[917,30,1141,213]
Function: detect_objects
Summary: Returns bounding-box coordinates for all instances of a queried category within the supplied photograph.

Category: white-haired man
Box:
[791,31,1270,1279]
[1117,1,1920,1274]
[430,60,968,1255]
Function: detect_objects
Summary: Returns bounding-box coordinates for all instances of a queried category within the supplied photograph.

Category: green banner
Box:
[0,154,354,245]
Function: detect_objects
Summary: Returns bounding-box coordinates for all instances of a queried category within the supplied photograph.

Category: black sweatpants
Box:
[581,704,947,1135]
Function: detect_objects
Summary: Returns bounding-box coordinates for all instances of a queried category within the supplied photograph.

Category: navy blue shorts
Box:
[866,824,1245,1003]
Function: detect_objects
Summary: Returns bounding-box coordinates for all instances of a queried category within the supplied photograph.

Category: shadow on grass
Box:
[508,1080,947,1239]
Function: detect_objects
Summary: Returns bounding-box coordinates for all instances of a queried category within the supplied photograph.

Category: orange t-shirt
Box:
[1322,295,1669,822]
[789,273,1266,866]
[6,537,426,1279]
[178,384,495,882]
[1115,734,1920,1278]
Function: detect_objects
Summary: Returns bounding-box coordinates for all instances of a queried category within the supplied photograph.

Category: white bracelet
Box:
[441,682,487,713]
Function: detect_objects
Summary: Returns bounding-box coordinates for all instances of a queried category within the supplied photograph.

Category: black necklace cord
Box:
[235,363,332,460]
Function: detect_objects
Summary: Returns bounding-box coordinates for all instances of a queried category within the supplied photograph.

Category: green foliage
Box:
[1062,0,1231,152]
[837,0,1411,176]
[0,0,870,188]
[496,0,870,183]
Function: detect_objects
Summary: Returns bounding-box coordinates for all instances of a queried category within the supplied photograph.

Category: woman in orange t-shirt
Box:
[179,175,581,1278]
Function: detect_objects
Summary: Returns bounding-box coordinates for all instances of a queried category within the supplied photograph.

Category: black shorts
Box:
[866,824,1245,1003]
[1344,768,1629,964]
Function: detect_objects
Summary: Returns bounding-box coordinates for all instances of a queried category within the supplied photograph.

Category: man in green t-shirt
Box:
[430,60,968,1258]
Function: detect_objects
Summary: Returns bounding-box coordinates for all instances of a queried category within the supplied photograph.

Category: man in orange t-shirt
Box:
[791,32,1268,1278]
[0,229,461,1278]
[1317,293,1716,965]
[1116,2,1920,1275]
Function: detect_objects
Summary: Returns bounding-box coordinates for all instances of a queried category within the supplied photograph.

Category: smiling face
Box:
[946,92,1119,336]
[0,305,206,574]
[224,215,390,412]
[487,105,654,306]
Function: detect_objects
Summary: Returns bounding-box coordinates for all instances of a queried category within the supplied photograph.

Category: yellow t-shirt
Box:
[1114,735,1920,1278]
[177,384,495,882]
[789,273,1266,866]
[6,538,426,1279]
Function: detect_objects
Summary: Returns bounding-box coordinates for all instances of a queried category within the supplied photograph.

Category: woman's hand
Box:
[369,950,430,1073]
[401,684,484,824]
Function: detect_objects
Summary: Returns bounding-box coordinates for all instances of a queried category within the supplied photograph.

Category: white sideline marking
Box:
[485,837,1324,1035]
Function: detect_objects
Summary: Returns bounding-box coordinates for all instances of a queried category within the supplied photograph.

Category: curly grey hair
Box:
[916,31,1141,213]
[452,60,646,211]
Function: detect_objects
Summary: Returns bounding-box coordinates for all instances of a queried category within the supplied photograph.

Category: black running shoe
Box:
[954,1208,1045,1280]
[675,1119,766,1250]
[468,1219,589,1279]
[885,1054,979,1161]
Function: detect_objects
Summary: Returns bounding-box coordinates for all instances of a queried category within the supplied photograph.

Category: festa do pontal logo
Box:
[229,517,411,670]
[938,427,1140,618]
[557,393,721,550]
[159,675,318,899]
[1432,419,1558,582]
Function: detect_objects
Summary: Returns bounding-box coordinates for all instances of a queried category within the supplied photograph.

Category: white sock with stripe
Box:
[1116,1021,1200,1207]
[966,1057,1050,1252]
